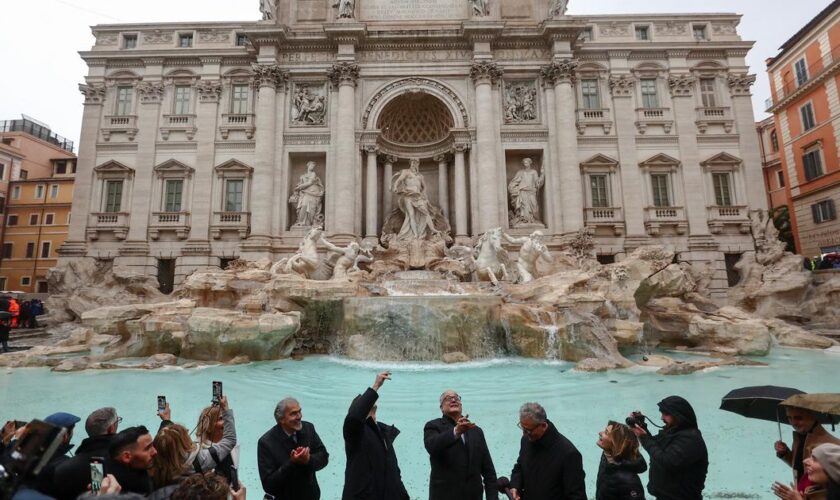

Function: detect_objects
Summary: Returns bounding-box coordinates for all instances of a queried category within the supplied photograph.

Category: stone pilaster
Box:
[188,79,222,244]
[382,155,395,216]
[543,59,582,233]
[364,145,379,240]
[328,62,361,238]
[668,73,710,236]
[61,84,107,256]
[609,74,646,237]
[434,154,450,219]
[728,73,767,211]
[540,78,561,233]
[247,63,287,248]
[452,143,470,240]
[470,61,503,233]
[125,80,164,244]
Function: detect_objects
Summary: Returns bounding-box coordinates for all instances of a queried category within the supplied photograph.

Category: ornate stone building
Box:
[62,0,766,295]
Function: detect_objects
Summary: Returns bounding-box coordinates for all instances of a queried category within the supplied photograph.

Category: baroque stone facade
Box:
[62,1,766,297]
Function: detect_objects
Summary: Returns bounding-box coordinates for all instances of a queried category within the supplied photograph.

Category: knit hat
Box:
[812,443,840,485]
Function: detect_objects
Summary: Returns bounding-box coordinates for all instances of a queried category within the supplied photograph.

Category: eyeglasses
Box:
[517,421,545,435]
[443,395,462,403]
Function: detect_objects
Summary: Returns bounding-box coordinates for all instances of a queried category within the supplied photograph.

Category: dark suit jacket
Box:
[510,420,587,500]
[342,388,409,500]
[424,415,498,500]
[257,421,329,499]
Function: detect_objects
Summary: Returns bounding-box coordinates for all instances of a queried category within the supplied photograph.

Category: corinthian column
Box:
[542,59,582,233]
[249,63,287,244]
[364,145,379,240]
[328,62,361,237]
[470,61,503,233]
[609,74,645,237]
[452,144,470,239]
[434,154,450,219]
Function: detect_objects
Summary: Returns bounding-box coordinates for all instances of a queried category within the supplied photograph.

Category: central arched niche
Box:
[376,92,455,145]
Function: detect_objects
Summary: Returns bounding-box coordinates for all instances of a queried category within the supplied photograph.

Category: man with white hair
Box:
[424,389,498,500]
[257,397,329,499]
[53,407,121,500]
[509,402,586,500]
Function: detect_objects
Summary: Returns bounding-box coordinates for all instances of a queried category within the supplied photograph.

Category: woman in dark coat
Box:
[596,421,647,500]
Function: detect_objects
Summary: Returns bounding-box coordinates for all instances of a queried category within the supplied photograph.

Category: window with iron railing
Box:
[712,172,733,206]
[640,79,659,108]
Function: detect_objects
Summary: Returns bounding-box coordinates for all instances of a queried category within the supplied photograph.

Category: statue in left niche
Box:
[334,0,355,19]
[260,0,276,20]
[289,161,325,229]
[270,226,323,278]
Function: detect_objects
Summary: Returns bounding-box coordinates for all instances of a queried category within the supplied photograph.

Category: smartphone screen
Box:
[212,381,223,404]
[90,458,104,494]
[157,396,166,414]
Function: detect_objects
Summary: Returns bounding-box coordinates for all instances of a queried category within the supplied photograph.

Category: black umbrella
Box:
[720,385,806,439]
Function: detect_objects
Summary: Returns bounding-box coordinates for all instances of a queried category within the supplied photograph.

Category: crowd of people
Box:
[0,295,44,352]
[2,371,840,500]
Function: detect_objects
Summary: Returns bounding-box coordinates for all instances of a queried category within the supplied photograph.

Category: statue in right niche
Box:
[508,157,545,227]
[289,161,325,228]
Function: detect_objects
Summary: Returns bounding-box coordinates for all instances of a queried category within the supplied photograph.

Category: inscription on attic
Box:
[361,0,467,21]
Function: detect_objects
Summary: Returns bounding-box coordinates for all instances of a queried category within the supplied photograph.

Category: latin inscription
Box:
[361,0,466,21]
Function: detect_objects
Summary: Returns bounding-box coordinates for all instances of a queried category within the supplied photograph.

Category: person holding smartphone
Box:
[53,407,122,500]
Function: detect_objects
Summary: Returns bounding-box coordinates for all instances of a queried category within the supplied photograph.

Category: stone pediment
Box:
[214,159,253,176]
[700,152,742,168]
[639,153,680,169]
[154,159,195,177]
[580,153,619,170]
[93,160,134,176]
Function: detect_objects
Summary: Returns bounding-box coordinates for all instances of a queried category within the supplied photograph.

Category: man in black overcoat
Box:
[424,389,498,500]
[509,402,587,500]
[258,397,329,499]
[342,371,410,500]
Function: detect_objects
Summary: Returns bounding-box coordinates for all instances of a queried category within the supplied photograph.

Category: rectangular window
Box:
[174,86,191,115]
[225,179,244,212]
[700,78,717,107]
[40,242,51,259]
[0,195,5,215]
[800,103,816,131]
[29,214,39,226]
[116,86,133,116]
[7,215,18,226]
[123,34,137,49]
[104,180,123,213]
[231,84,249,114]
[2,243,11,259]
[0,278,6,290]
[712,172,733,206]
[812,200,837,224]
[50,185,59,199]
[179,33,193,48]
[236,34,248,46]
[581,79,600,109]
[693,25,707,40]
[164,179,184,212]
[803,149,824,181]
[640,79,659,108]
[580,28,593,42]
[55,161,67,174]
[12,186,20,199]
[777,170,785,188]
[35,185,45,199]
[37,281,48,293]
[19,169,27,180]
[770,131,779,152]
[590,175,609,208]
[651,174,671,207]
[635,26,649,41]
[45,213,54,225]
[25,242,35,259]
[21,276,30,287]
[795,58,809,87]
[0,163,5,180]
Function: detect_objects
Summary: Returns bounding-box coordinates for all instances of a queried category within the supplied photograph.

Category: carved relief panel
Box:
[289,82,328,127]
[502,80,539,124]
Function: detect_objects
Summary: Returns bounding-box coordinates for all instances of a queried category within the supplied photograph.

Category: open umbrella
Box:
[780,393,840,428]
[720,385,806,439]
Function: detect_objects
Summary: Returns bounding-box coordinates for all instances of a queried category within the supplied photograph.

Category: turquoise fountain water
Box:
[1,348,838,499]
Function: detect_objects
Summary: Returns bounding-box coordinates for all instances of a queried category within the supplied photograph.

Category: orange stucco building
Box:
[765,0,840,256]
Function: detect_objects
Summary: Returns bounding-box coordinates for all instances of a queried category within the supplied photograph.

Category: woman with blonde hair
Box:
[192,396,238,484]
[595,421,647,500]
[149,423,195,497]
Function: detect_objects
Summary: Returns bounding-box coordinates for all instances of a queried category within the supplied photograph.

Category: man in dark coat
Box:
[258,396,329,499]
[104,425,157,495]
[342,371,409,500]
[424,389,498,500]
[52,407,121,500]
[509,402,586,500]
[631,395,708,500]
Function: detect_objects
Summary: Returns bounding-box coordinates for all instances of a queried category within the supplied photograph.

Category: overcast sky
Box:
[0,0,828,149]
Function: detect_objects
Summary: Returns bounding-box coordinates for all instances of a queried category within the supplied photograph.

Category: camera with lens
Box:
[0,420,66,500]
[626,411,648,431]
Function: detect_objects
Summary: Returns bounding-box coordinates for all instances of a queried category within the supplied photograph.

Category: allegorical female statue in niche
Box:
[289,161,325,228]
[392,159,441,241]
[508,157,546,227]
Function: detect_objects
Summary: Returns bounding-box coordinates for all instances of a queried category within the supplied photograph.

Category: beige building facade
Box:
[63,0,767,296]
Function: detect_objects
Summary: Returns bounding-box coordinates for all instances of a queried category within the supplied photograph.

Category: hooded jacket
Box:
[638,396,708,500]
[342,388,409,500]
[595,452,647,500]
[510,420,587,500]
